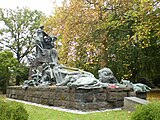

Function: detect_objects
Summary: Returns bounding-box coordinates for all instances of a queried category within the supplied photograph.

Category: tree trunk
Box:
[16,76,20,85]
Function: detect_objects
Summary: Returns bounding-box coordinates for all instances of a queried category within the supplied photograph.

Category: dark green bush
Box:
[131,101,160,120]
[0,100,28,120]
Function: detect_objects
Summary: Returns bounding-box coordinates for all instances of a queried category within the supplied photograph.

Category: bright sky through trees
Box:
[0,0,63,16]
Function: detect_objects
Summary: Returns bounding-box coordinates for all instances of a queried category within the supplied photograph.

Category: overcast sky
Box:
[0,0,63,16]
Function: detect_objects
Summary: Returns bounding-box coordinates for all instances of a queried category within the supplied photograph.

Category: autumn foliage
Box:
[46,0,159,85]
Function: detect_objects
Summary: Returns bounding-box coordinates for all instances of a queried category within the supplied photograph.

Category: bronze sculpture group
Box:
[23,26,151,92]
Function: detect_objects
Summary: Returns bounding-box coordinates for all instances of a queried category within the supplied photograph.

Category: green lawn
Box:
[0,95,132,120]
[23,104,131,120]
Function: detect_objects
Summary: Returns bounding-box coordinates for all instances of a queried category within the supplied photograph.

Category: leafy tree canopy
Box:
[0,7,45,63]
[45,0,160,84]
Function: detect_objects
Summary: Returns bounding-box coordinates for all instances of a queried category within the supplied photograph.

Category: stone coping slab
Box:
[125,97,149,104]
[123,97,149,111]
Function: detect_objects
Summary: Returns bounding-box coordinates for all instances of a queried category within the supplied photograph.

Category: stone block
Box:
[17,95,24,100]
[26,97,32,101]
[110,87,131,92]
[54,86,69,93]
[69,102,86,111]
[17,89,24,95]
[41,98,49,105]
[107,91,127,101]
[123,97,149,111]
[32,97,41,104]
[54,100,69,108]
[90,88,106,93]
[48,92,55,99]
[67,87,76,93]
[112,100,124,108]
[11,94,18,99]
[136,92,147,99]
[48,98,54,105]
[74,93,85,102]
[128,91,136,97]
[24,95,28,101]
[73,89,92,93]
[84,92,94,102]
[42,92,51,98]
[86,102,107,111]
[94,93,107,102]
[55,92,68,101]
[68,93,77,101]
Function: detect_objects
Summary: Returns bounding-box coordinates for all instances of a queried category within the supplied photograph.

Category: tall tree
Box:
[0,7,44,63]
[0,50,18,93]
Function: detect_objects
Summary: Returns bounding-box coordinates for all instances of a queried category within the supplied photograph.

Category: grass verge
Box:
[23,104,131,120]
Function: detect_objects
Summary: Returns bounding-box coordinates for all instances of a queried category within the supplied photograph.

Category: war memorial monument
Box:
[6,26,151,111]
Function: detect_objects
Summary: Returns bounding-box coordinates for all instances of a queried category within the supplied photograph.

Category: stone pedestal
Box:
[6,86,145,111]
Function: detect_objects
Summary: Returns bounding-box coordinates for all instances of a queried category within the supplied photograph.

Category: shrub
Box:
[131,101,160,120]
[0,100,28,120]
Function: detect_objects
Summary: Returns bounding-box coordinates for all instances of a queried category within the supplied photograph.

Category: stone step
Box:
[123,97,149,111]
